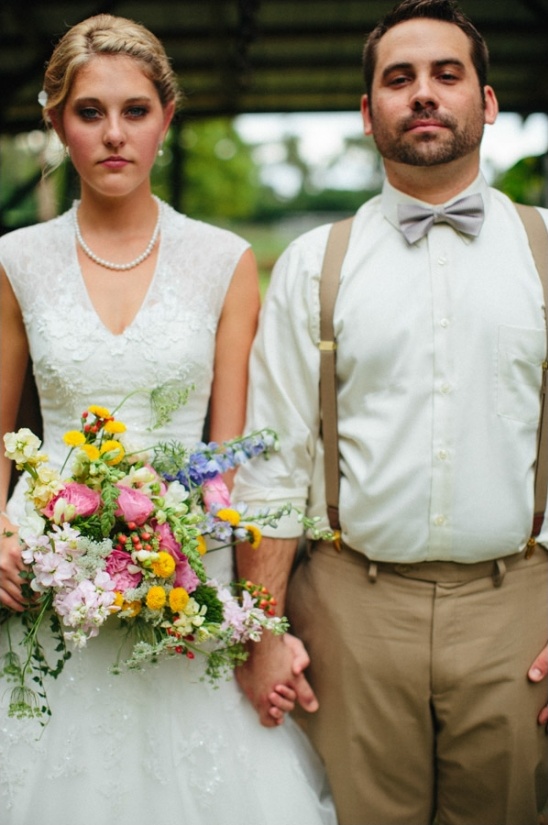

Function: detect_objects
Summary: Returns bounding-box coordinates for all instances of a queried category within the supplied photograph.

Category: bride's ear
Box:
[47,109,66,146]
[161,100,176,138]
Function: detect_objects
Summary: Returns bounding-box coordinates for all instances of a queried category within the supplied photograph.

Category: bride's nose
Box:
[103,115,126,148]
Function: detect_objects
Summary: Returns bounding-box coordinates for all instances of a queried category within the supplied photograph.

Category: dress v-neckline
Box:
[70,204,163,338]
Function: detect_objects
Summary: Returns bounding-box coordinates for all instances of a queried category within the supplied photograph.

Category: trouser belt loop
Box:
[368,561,378,583]
[493,558,507,588]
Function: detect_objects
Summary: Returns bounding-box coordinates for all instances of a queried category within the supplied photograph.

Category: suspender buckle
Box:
[319,340,337,352]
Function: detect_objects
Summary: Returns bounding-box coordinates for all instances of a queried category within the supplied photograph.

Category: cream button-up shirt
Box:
[234,175,548,563]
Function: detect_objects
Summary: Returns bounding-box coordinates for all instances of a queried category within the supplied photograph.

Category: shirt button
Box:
[438,449,448,460]
[437,256,447,266]
[434,515,447,526]
[440,318,450,328]
[440,382,452,394]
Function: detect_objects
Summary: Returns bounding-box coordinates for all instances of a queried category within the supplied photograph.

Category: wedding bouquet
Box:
[1,391,318,722]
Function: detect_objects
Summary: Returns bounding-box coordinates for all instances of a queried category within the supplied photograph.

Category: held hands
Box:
[0,514,26,611]
[236,632,319,727]
[528,642,548,727]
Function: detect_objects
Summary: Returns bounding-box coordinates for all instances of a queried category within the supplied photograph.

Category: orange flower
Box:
[104,420,127,435]
[151,551,176,578]
[169,587,189,612]
[81,444,100,461]
[146,586,166,610]
[122,600,142,617]
[63,430,86,447]
[88,405,111,419]
[244,524,262,549]
[216,508,241,527]
[100,440,125,465]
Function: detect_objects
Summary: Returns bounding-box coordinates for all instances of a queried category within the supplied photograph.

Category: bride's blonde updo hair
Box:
[42,14,182,125]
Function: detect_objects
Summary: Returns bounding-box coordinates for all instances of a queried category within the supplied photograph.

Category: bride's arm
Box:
[209,248,260,453]
[209,249,309,724]
[0,265,29,609]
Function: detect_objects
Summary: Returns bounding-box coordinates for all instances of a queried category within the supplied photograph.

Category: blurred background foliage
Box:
[1,115,546,293]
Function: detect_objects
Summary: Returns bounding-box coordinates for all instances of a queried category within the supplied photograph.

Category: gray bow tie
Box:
[397,193,484,244]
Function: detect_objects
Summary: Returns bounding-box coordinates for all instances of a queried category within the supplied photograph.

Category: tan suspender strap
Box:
[514,203,548,539]
[319,217,353,532]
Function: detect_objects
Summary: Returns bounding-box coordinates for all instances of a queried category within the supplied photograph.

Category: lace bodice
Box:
[0,200,248,466]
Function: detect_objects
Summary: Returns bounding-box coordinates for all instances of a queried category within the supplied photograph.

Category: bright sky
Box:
[235,111,548,193]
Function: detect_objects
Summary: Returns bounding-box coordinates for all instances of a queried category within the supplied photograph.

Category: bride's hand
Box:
[268,682,297,723]
[237,631,316,727]
[266,634,319,725]
[0,513,26,611]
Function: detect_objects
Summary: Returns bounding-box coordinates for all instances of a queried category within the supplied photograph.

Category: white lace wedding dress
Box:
[0,201,337,825]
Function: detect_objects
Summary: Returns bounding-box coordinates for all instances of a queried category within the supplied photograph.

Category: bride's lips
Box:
[100,156,130,168]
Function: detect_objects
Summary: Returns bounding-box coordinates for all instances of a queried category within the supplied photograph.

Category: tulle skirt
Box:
[0,547,336,825]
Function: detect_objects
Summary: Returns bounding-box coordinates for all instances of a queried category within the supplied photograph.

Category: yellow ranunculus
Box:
[110,592,124,613]
[196,535,207,556]
[146,586,167,610]
[81,444,100,461]
[104,420,127,434]
[100,440,125,465]
[88,405,111,419]
[169,587,189,612]
[122,600,142,617]
[244,524,262,549]
[216,508,241,527]
[151,551,176,578]
[63,430,86,447]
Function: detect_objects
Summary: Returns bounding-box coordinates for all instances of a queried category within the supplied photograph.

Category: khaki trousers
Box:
[287,541,548,825]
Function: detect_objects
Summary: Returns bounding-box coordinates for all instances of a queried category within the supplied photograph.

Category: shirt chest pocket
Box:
[497,325,546,424]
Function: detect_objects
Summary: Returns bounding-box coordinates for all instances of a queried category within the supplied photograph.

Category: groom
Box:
[234,1,548,823]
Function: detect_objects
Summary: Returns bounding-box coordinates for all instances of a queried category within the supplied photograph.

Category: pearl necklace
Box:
[74,198,162,271]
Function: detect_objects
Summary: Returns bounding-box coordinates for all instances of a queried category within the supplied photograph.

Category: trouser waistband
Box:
[312,540,548,587]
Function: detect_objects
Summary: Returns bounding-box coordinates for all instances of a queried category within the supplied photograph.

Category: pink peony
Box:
[115,485,154,525]
[43,482,101,520]
[152,521,200,593]
[173,556,200,592]
[105,549,143,590]
[202,475,231,511]
[155,521,181,555]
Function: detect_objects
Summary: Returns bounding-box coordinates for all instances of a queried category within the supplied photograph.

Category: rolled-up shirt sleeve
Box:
[233,225,331,538]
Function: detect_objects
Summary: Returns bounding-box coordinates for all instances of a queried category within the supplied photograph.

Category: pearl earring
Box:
[158,144,164,158]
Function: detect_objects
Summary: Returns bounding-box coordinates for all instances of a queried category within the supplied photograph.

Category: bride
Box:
[0,14,336,825]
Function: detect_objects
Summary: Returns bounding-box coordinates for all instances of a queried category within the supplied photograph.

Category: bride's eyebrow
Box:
[72,96,154,106]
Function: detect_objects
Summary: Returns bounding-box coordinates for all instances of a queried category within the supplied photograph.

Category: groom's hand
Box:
[268,634,319,723]
[236,632,318,727]
[528,641,548,726]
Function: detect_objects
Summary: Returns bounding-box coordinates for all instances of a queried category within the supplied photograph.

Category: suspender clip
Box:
[525,536,537,559]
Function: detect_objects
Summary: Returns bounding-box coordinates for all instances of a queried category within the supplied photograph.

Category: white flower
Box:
[163,480,189,509]
[29,465,63,509]
[32,552,76,591]
[173,598,207,634]
[18,506,46,541]
[133,548,155,563]
[3,428,42,465]
[118,465,156,489]
[52,498,77,524]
